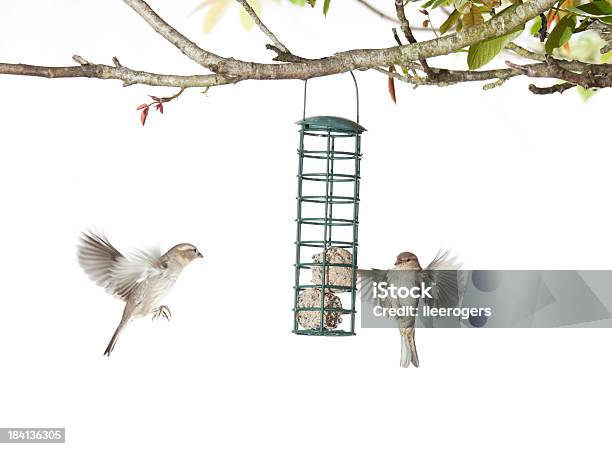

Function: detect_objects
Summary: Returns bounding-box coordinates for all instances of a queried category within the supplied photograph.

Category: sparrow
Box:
[76,231,203,356]
[392,250,461,368]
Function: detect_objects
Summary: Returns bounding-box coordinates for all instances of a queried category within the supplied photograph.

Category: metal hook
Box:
[302,71,360,123]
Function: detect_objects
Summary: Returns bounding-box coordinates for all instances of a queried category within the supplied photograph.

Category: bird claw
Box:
[152,305,171,322]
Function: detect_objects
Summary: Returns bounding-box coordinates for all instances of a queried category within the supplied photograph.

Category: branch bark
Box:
[394,0,435,77]
[0,58,233,88]
[118,0,559,80]
[380,58,612,88]
[235,0,290,54]
[1,0,608,96]
[354,0,400,23]
[506,57,612,89]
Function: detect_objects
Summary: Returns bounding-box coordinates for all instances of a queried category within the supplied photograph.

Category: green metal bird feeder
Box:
[292,72,365,337]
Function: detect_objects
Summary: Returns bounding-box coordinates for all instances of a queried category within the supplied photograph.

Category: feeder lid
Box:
[296,115,366,133]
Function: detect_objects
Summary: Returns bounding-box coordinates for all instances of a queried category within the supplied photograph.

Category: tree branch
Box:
[0,57,234,88]
[235,0,291,54]
[528,82,576,94]
[379,58,612,91]
[354,0,400,23]
[2,0,604,96]
[122,0,225,70]
[394,0,435,78]
[505,42,546,62]
[506,56,612,89]
[118,0,559,80]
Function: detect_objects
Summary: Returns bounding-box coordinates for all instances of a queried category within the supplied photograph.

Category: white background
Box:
[1,1,611,448]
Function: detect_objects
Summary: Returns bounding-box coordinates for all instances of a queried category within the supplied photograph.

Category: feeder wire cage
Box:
[292,72,365,336]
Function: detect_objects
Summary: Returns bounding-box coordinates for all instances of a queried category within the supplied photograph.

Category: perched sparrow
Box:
[77,231,203,356]
[393,250,461,368]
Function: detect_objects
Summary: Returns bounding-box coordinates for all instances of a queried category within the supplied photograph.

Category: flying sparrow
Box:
[77,231,203,356]
[393,250,461,368]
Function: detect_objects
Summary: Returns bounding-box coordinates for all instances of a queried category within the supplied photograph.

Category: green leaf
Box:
[529,15,542,35]
[323,0,331,15]
[565,2,612,25]
[440,9,460,34]
[422,0,451,9]
[545,14,576,54]
[467,28,523,69]
[577,1,612,16]
[577,86,596,101]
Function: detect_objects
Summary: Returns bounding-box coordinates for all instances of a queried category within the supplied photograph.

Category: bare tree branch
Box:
[394,0,435,78]
[505,42,546,62]
[379,58,612,89]
[354,0,400,23]
[2,0,608,96]
[528,82,576,94]
[235,0,291,54]
[117,0,559,79]
[0,57,233,88]
[506,56,612,89]
[122,0,224,71]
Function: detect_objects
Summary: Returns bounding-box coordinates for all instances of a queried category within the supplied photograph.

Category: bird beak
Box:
[196,250,203,259]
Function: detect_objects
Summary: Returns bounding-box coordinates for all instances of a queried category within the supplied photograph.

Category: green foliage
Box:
[545,14,576,54]
[566,1,612,24]
[324,0,331,16]
[529,15,542,36]
[439,9,460,34]
[466,3,524,69]
[299,0,332,15]
[195,0,332,34]
[467,28,523,69]
[577,86,596,101]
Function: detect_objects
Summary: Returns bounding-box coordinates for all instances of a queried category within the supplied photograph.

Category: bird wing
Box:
[358,268,390,308]
[359,268,418,328]
[77,232,164,301]
[421,249,465,309]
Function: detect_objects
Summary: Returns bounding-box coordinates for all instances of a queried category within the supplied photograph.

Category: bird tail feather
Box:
[400,329,419,368]
[104,320,126,357]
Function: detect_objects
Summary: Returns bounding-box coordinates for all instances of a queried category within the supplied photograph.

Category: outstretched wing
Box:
[358,268,418,328]
[421,249,465,309]
[77,232,163,301]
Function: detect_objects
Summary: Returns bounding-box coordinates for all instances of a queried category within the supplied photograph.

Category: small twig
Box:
[136,88,186,126]
[354,0,399,23]
[538,13,548,42]
[528,82,576,94]
[505,42,546,62]
[235,0,290,54]
[506,56,612,89]
[392,28,419,77]
[72,55,91,65]
[394,0,436,78]
[265,44,308,63]
[483,78,507,90]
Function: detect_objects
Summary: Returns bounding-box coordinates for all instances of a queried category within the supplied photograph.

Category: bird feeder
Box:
[292,73,365,336]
